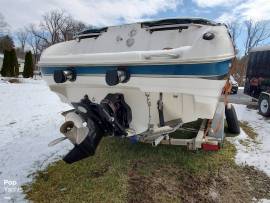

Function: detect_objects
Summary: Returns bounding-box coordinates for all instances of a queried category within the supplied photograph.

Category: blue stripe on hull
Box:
[40,60,230,76]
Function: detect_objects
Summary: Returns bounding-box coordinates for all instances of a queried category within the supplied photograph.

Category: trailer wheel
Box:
[258,94,270,117]
[225,104,240,134]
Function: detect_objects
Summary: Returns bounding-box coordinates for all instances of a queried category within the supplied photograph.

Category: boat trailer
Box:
[138,101,224,150]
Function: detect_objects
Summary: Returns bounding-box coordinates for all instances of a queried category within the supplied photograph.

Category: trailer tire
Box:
[258,94,270,117]
[225,104,240,134]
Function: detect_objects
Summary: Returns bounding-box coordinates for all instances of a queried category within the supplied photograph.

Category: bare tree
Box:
[28,10,87,50]
[0,13,11,53]
[232,20,270,85]
[227,21,242,46]
[60,16,87,41]
[223,21,242,83]
[40,10,66,46]
[27,36,41,66]
[26,24,44,65]
[16,28,28,52]
[243,19,270,55]
[0,35,14,52]
[23,10,88,65]
[0,13,9,37]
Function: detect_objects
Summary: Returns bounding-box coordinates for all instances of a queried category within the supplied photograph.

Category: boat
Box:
[40,18,235,163]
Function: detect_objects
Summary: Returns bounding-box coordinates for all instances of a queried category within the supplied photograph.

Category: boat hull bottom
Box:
[43,76,226,134]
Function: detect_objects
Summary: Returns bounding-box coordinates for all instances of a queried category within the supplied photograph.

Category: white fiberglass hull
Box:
[43,74,226,134]
[40,18,234,135]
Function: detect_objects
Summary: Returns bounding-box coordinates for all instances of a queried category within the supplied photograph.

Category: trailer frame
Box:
[138,102,225,150]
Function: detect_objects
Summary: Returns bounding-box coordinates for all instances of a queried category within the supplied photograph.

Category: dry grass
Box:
[239,121,258,140]
[22,124,270,203]
[239,139,251,147]
[8,78,21,83]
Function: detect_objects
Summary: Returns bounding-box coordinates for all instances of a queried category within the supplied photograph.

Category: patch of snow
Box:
[238,87,244,90]
[0,79,73,202]
[259,199,270,203]
[227,104,270,176]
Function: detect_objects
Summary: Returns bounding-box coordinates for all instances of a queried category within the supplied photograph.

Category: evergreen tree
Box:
[1,50,11,76]
[11,49,19,77]
[0,49,18,77]
[23,51,34,78]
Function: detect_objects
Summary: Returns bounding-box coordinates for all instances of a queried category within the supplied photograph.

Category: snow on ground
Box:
[227,104,270,176]
[0,79,72,202]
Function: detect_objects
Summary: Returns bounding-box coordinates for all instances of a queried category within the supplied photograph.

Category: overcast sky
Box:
[1,0,270,31]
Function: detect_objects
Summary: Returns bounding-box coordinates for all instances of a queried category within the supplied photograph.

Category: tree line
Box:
[16,10,87,63]
[0,9,88,78]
